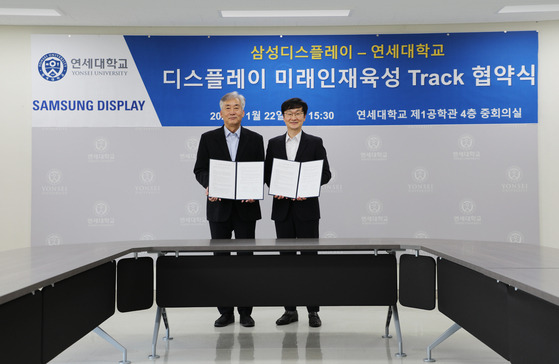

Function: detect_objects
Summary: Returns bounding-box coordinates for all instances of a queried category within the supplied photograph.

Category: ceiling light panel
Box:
[499,4,559,13]
[221,10,350,18]
[0,8,61,16]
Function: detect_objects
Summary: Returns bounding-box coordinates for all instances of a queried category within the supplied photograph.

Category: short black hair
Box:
[281,98,308,116]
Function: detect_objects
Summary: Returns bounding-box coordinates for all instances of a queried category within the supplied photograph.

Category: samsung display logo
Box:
[33,99,146,111]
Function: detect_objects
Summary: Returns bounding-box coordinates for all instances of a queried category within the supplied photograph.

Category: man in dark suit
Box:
[264,97,331,328]
[194,91,264,328]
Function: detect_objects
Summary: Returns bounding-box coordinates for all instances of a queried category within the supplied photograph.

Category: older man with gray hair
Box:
[194,91,265,328]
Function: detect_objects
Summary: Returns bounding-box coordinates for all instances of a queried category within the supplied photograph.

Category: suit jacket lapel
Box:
[278,132,288,159]
[217,125,232,161]
[295,131,309,161]
[235,126,249,161]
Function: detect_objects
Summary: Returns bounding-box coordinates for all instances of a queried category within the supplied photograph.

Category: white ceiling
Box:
[1,0,559,27]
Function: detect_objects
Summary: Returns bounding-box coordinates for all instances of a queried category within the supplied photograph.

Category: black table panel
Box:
[437,258,510,361]
[42,261,116,363]
[156,254,397,308]
[0,291,42,364]
[508,286,559,364]
[117,256,154,313]
[399,254,436,310]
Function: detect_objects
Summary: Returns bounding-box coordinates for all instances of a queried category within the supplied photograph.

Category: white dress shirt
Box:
[285,131,301,161]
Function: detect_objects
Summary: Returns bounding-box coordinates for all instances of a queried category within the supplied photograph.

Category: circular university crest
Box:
[186,202,200,216]
[366,135,382,151]
[506,166,523,183]
[458,134,475,150]
[94,137,110,152]
[38,53,68,81]
[459,199,476,215]
[47,169,63,185]
[94,201,110,217]
[413,167,429,183]
[140,169,156,185]
[508,231,524,244]
[367,199,383,215]
[46,234,62,246]
[185,137,199,152]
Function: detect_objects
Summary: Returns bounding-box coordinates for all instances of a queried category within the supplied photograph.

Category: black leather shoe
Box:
[276,310,298,325]
[240,315,255,327]
[214,314,234,327]
[308,312,321,327]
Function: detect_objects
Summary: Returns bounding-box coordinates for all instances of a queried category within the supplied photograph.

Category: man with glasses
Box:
[264,97,332,327]
[194,91,265,328]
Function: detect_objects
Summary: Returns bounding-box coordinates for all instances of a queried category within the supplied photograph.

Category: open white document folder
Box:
[268,158,324,199]
[208,159,264,200]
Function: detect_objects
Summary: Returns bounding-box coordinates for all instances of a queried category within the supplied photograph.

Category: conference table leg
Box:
[381,304,406,357]
[423,322,462,362]
[93,326,131,364]
[382,306,393,338]
[392,304,407,358]
[161,307,173,341]
[149,306,172,359]
[149,306,162,359]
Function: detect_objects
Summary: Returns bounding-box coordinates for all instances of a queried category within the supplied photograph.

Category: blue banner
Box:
[124,32,537,127]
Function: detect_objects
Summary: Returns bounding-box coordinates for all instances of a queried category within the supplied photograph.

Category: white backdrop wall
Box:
[2,22,559,251]
[31,124,539,245]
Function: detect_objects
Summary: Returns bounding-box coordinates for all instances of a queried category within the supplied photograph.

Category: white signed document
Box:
[208,159,264,200]
[269,158,324,199]
[236,161,264,200]
[296,159,324,198]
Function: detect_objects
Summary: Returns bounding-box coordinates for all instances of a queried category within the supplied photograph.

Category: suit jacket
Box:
[194,125,265,222]
[264,131,331,222]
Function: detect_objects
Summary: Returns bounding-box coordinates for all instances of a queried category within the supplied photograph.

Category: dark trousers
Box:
[275,212,320,313]
[209,206,255,316]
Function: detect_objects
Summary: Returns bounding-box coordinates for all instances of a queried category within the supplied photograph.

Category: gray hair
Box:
[219,91,246,110]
